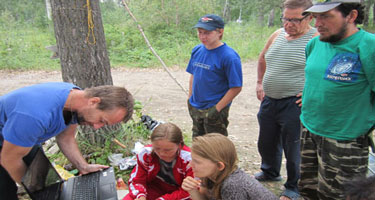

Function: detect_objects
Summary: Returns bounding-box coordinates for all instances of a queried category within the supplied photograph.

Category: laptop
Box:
[21,148,118,200]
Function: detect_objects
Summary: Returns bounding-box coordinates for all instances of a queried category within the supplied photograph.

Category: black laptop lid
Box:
[21,148,63,200]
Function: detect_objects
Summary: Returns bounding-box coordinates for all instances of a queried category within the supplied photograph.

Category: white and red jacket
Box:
[127,144,192,200]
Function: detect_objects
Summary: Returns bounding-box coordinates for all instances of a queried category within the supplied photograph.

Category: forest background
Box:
[2,0,375,198]
[1,0,374,71]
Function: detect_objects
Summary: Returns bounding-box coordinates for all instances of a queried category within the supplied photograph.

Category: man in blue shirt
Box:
[187,14,243,137]
[0,82,134,199]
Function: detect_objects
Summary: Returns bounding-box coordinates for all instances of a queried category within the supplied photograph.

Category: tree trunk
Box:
[51,0,113,89]
[364,0,371,26]
[50,0,118,149]
[45,0,52,20]
[223,0,230,22]
[268,8,275,27]
[258,6,265,26]
[174,0,180,26]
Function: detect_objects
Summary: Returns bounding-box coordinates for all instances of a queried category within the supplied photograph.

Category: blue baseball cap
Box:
[193,14,225,31]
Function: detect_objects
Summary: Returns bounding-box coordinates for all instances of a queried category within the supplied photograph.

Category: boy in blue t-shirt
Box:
[186,14,243,137]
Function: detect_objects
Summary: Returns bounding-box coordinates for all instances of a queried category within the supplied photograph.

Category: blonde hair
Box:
[151,123,184,146]
[191,133,238,199]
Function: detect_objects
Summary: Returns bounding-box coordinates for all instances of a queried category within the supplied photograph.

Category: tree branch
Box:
[121,0,188,96]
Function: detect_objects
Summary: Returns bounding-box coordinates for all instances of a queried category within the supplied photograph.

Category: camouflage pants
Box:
[187,101,229,137]
[299,127,369,200]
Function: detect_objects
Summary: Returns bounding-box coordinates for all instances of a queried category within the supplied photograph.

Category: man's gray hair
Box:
[283,0,313,10]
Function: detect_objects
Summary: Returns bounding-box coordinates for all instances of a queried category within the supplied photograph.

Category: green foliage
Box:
[75,101,151,178]
[1,0,375,70]
[48,100,192,180]
[224,22,278,61]
[0,0,49,28]
[78,102,150,156]
[0,0,280,70]
[368,27,375,33]
[0,15,59,70]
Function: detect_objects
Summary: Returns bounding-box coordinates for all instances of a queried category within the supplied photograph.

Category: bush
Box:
[74,101,151,178]
[50,100,192,180]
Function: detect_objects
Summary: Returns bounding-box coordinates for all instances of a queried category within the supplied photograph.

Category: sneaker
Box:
[254,171,282,182]
[141,115,160,131]
[280,189,300,200]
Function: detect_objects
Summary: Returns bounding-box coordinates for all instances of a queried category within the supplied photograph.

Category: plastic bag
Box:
[108,142,144,170]
[54,164,75,180]
[131,141,144,155]
[118,156,137,170]
[108,153,125,166]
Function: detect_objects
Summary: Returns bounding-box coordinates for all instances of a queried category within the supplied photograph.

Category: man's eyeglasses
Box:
[280,14,310,24]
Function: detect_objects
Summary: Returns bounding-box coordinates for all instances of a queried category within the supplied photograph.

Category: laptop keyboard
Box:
[71,172,100,200]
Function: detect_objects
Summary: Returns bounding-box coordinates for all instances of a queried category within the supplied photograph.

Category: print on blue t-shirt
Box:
[324,53,362,83]
[193,62,211,70]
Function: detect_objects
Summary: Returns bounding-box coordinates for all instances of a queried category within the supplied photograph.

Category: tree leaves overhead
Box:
[2,0,374,28]
[0,0,49,28]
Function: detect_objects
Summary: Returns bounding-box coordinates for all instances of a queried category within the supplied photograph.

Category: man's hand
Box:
[256,82,265,101]
[78,164,109,175]
[207,106,219,118]
[56,125,105,175]
[295,93,302,107]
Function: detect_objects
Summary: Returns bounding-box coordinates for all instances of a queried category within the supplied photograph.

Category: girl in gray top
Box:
[182,133,278,200]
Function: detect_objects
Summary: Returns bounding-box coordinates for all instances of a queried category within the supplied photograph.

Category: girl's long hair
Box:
[191,133,238,199]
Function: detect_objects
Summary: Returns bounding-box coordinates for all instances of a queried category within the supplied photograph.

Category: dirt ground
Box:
[0,60,286,196]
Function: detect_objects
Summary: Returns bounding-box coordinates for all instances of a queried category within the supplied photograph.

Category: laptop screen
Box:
[22,148,63,199]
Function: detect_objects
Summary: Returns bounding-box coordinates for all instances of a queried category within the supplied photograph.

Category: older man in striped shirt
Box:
[254,0,318,199]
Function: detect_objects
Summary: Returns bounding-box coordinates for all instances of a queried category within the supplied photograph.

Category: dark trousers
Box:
[257,96,301,192]
[0,145,41,200]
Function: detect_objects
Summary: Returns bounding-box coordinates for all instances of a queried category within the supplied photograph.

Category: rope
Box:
[85,0,96,45]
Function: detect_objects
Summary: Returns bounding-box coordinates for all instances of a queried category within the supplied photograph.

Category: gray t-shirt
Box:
[210,168,278,200]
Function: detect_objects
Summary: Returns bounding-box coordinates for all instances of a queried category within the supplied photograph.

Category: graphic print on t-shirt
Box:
[193,62,211,70]
[324,52,362,83]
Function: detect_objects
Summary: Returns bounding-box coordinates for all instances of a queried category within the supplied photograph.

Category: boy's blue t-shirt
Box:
[0,82,79,147]
[186,43,243,109]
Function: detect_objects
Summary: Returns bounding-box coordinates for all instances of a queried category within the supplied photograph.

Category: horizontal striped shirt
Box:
[263,28,316,99]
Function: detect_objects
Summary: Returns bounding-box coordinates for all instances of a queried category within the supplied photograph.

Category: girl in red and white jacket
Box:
[123,122,192,200]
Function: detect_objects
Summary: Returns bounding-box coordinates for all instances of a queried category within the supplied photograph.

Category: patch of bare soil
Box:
[0,61,287,197]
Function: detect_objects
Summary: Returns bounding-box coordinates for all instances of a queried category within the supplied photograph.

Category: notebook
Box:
[21,148,118,200]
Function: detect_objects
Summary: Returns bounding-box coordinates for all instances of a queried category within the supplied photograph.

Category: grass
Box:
[0,22,59,70]
[0,20,275,70]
